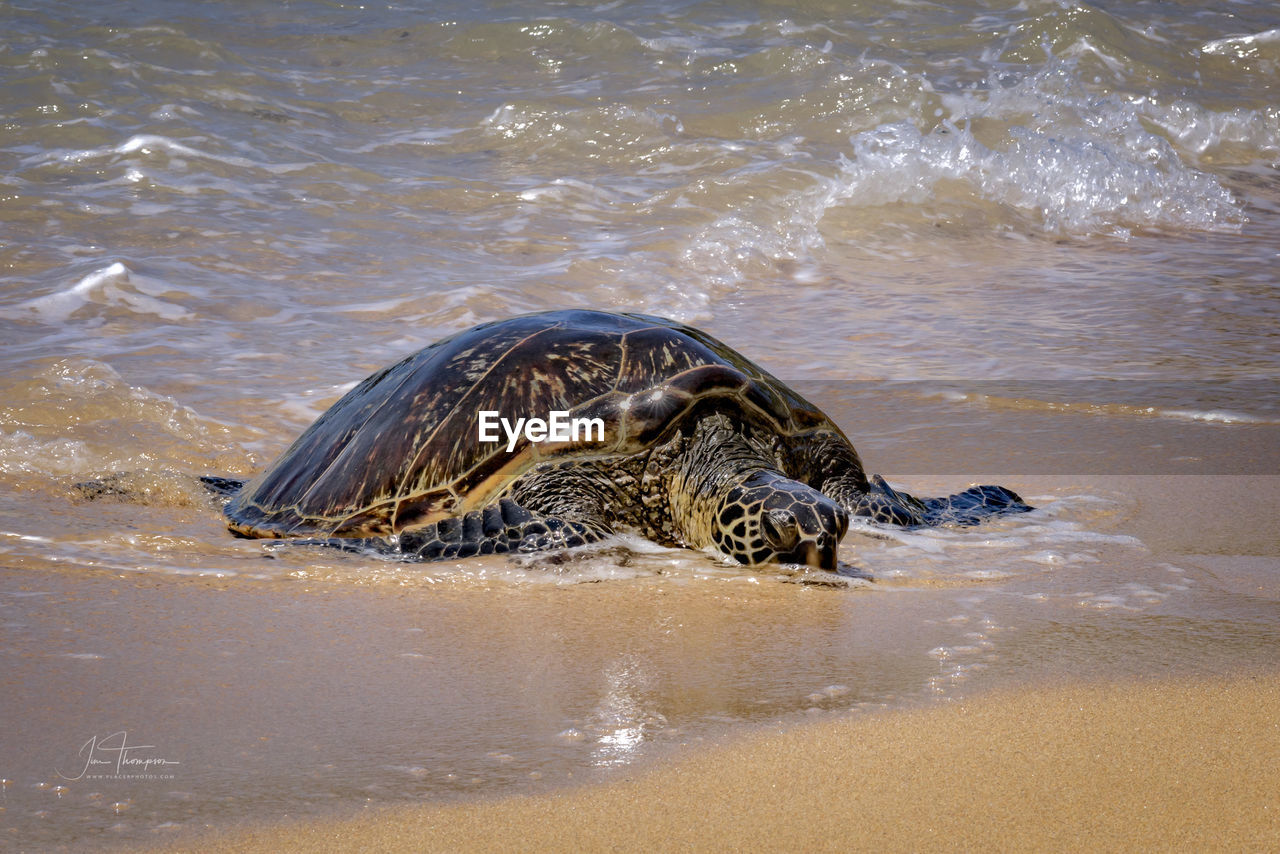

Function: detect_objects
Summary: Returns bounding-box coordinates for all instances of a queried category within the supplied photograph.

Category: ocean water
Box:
[1,0,1278,848]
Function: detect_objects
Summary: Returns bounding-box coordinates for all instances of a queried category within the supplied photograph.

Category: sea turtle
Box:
[219,310,1029,570]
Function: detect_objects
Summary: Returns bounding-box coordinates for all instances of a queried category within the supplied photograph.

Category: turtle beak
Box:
[807,540,838,571]
[779,538,837,571]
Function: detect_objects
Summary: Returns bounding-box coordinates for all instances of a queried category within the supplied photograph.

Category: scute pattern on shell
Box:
[225,310,839,539]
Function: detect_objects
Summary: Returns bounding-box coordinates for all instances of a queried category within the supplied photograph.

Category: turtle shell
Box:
[226,310,841,538]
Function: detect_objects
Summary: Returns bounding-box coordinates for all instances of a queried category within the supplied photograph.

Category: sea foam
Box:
[4,262,195,323]
[840,55,1252,236]
[679,54,1261,292]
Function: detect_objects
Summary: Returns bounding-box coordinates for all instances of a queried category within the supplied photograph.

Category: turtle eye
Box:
[760,509,799,552]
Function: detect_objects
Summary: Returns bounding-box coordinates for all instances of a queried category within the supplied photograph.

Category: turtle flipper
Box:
[75,472,245,508]
[857,475,929,525]
[830,475,1030,528]
[916,483,1030,526]
[401,498,611,560]
[199,475,245,501]
[309,498,613,562]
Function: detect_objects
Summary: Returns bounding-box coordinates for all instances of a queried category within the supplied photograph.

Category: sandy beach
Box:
[151,472,1278,853]
[169,673,1280,852]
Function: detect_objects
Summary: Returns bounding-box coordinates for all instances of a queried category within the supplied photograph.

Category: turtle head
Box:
[711,471,848,570]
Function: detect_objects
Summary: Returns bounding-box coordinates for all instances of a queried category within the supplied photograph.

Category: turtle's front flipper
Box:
[398,498,612,560]
[321,498,606,562]
[296,499,611,562]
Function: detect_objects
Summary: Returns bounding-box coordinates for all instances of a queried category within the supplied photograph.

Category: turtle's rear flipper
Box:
[75,472,245,507]
[300,498,613,563]
[74,472,136,500]
[848,475,1030,528]
[847,475,929,526]
[918,483,1031,526]
[199,475,245,500]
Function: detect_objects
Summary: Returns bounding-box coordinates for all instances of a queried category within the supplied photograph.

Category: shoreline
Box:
[7,473,1274,850]
[161,473,1279,852]
[166,671,1280,852]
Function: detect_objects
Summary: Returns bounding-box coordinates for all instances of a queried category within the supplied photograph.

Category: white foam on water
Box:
[275,380,360,427]
[919,389,1280,425]
[0,358,244,480]
[480,102,685,162]
[1160,408,1276,425]
[1074,579,1175,612]
[5,261,124,320]
[0,431,98,477]
[342,124,471,154]
[467,534,705,587]
[24,132,311,176]
[1201,27,1280,58]
[0,531,53,544]
[844,489,1149,590]
[1141,99,1280,164]
[290,493,1057,594]
[679,53,1265,291]
[3,261,195,323]
[833,105,1244,238]
[275,532,845,591]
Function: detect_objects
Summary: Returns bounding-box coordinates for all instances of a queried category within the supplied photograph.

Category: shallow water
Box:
[2,0,1278,848]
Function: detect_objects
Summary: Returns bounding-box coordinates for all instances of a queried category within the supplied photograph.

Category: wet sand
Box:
[160,472,1280,853]
[170,674,1280,852]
